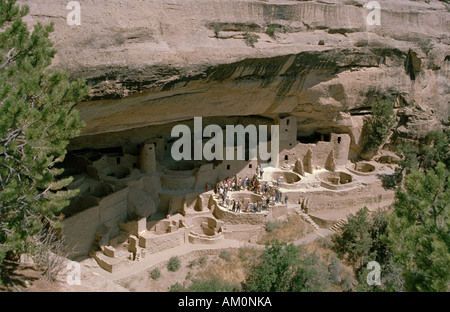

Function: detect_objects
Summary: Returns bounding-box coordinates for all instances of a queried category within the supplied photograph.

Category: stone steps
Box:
[293,206,321,233]
[330,219,347,232]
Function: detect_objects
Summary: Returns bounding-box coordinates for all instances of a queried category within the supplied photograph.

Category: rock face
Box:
[21,0,449,153]
[127,188,156,220]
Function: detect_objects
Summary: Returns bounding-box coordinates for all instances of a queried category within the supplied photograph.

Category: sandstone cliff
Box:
[20,0,449,155]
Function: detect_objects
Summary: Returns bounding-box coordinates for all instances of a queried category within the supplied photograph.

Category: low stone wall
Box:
[139,228,186,253]
[188,231,224,244]
[213,204,267,225]
[346,162,377,176]
[317,171,359,190]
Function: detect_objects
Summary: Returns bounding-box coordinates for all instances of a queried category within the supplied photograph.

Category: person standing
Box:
[284,195,289,205]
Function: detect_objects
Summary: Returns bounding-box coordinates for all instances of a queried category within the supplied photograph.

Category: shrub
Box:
[150,268,161,280]
[265,24,276,37]
[219,250,232,261]
[187,259,197,268]
[170,278,240,292]
[329,257,342,284]
[360,99,395,155]
[243,32,260,47]
[197,255,207,266]
[265,221,282,233]
[341,273,355,292]
[169,282,185,292]
[213,24,221,38]
[244,240,331,292]
[167,256,180,272]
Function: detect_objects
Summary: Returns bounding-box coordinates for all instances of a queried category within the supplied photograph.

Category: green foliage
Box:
[170,277,240,292]
[328,256,342,284]
[219,250,232,261]
[167,256,181,272]
[265,24,287,38]
[265,220,282,232]
[361,99,395,154]
[265,24,276,38]
[150,268,161,280]
[198,255,207,266]
[332,208,373,268]
[243,32,260,48]
[0,0,89,263]
[168,282,185,292]
[332,207,404,291]
[213,24,221,38]
[388,162,450,292]
[243,240,331,292]
[397,130,450,175]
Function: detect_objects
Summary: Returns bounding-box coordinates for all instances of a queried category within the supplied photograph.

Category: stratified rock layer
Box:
[21,0,449,151]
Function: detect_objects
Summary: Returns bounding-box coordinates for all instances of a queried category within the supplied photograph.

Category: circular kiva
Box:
[268,171,301,184]
[229,192,263,204]
[316,171,353,186]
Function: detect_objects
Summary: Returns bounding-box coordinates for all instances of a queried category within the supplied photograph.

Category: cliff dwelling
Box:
[58,114,398,273]
[5,0,447,290]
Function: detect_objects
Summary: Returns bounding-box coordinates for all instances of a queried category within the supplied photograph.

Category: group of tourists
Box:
[208,165,289,214]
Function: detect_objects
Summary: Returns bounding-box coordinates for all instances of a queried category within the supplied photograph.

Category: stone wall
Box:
[279,133,351,168]
[139,229,187,253]
[213,203,267,225]
[62,187,129,259]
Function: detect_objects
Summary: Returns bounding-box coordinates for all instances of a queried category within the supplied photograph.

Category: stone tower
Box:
[140,142,156,173]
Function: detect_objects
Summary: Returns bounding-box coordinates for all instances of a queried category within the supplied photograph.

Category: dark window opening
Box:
[227,165,230,170]
[96,146,123,157]
[337,137,342,144]
[284,155,288,160]
[116,158,121,165]
[287,119,290,126]
[249,164,253,169]
[298,132,331,144]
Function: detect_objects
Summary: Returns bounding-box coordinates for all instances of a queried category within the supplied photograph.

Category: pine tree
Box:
[0,0,89,263]
[360,98,395,156]
[388,162,449,291]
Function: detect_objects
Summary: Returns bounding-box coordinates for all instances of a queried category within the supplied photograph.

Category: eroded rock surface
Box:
[20,0,448,152]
